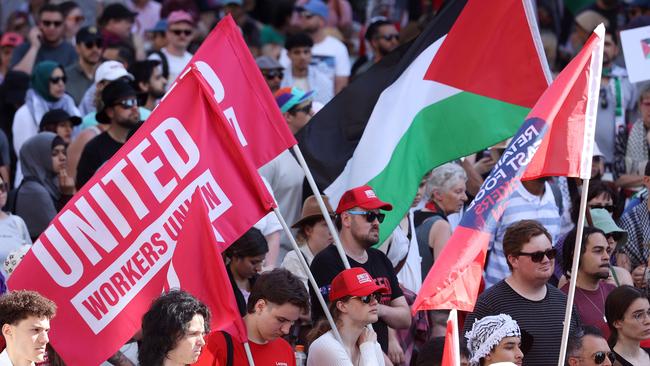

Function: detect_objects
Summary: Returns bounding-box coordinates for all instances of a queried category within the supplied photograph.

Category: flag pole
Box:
[272,206,345,345]
[557,179,590,366]
[451,309,460,366]
[243,342,256,366]
[292,145,352,269]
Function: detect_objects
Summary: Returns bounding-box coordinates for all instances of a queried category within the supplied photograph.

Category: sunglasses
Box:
[170,29,193,37]
[379,34,399,41]
[516,248,557,262]
[49,76,67,84]
[589,204,614,213]
[300,11,316,19]
[0,182,8,193]
[42,20,63,28]
[593,351,615,364]
[113,98,138,109]
[71,15,85,24]
[83,40,103,49]
[347,210,385,223]
[263,70,284,80]
[290,103,312,115]
[351,293,381,304]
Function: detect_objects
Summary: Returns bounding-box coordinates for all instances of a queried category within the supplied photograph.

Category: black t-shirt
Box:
[76,131,123,190]
[309,244,404,353]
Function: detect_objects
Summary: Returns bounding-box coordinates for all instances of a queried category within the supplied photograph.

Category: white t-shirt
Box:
[311,35,351,80]
[148,48,193,89]
[307,330,384,366]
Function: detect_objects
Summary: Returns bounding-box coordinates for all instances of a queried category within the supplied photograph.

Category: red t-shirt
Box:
[196,331,296,366]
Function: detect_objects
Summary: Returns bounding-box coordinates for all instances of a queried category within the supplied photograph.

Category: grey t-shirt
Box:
[595,75,637,164]
[10,41,78,71]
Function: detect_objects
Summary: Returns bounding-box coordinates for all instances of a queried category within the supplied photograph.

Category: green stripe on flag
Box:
[368,91,531,244]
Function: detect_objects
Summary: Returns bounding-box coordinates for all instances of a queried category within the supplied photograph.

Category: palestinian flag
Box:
[297,0,550,241]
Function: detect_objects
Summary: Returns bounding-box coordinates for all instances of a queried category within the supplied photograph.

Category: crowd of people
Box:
[1,0,650,365]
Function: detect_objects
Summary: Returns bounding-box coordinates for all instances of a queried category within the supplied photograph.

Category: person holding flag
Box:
[307,267,386,365]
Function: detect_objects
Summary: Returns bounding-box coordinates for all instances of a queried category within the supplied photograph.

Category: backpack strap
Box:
[221,331,233,366]
[549,181,564,215]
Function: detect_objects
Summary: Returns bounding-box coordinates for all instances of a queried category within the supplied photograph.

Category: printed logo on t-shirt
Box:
[375,277,392,304]
[357,273,372,284]
[276,363,288,366]
[364,190,376,199]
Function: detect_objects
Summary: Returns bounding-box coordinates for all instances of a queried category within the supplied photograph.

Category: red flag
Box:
[162,15,296,168]
[8,69,274,366]
[412,26,605,313]
[441,309,460,366]
[172,189,247,342]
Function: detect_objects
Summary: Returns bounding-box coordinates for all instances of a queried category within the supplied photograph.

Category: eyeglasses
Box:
[289,103,312,115]
[516,248,557,262]
[589,204,614,213]
[113,98,138,109]
[83,40,102,49]
[593,351,616,364]
[347,210,385,223]
[351,293,381,304]
[170,29,193,37]
[299,11,316,19]
[70,15,85,24]
[42,20,63,28]
[378,34,399,41]
[263,70,284,80]
[0,182,8,193]
[631,309,650,323]
[49,76,67,84]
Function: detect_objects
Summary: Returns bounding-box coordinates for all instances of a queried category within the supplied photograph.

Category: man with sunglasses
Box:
[148,11,194,90]
[465,219,579,366]
[353,19,400,78]
[76,80,140,189]
[11,4,77,75]
[566,326,615,366]
[256,56,285,93]
[309,185,411,359]
[65,26,102,104]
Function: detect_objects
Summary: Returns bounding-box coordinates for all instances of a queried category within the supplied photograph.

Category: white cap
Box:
[593,142,604,158]
[94,60,134,83]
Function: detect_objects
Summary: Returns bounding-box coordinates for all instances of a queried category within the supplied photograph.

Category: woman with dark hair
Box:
[605,285,650,365]
[139,289,211,366]
[14,132,74,240]
[224,228,269,316]
[307,267,386,366]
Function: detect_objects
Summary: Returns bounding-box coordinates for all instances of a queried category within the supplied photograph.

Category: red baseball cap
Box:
[335,185,393,214]
[1,32,23,48]
[329,268,388,302]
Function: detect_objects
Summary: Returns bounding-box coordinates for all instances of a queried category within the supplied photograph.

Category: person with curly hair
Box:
[139,289,211,366]
[0,290,57,365]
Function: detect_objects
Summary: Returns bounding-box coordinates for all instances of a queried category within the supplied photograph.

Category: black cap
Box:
[76,26,103,44]
[99,3,137,25]
[97,80,138,124]
[40,109,82,130]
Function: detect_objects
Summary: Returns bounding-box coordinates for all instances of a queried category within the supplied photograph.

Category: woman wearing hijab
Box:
[465,314,525,366]
[11,61,80,181]
[14,132,75,240]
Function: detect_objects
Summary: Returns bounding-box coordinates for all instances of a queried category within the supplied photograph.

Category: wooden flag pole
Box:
[557,179,590,366]
[292,145,352,269]
[272,206,345,345]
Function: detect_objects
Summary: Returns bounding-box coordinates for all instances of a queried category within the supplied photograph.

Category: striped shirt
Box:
[463,280,580,366]
[484,181,562,288]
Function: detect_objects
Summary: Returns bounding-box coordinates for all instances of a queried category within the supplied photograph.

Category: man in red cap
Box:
[309,184,411,360]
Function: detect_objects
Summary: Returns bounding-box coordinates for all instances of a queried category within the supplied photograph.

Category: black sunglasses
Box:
[49,76,67,84]
[83,40,103,49]
[0,182,8,193]
[593,351,615,364]
[290,103,312,115]
[347,210,385,223]
[379,34,399,41]
[42,20,63,28]
[516,248,557,262]
[170,29,192,36]
[589,204,614,213]
[113,98,138,109]
[263,70,284,80]
[351,293,381,304]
